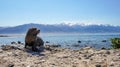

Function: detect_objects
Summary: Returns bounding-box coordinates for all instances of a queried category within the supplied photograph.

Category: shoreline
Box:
[0,44,120,67]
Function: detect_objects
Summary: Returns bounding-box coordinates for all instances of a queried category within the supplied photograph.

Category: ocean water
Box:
[0,33,120,49]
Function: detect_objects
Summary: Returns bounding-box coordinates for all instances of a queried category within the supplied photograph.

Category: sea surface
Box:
[0,33,120,50]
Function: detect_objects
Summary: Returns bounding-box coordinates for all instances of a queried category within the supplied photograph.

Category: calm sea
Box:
[0,33,120,49]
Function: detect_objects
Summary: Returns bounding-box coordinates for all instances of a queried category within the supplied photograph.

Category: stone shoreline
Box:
[0,44,120,67]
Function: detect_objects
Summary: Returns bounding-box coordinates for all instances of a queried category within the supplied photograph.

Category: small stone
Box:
[78,40,81,43]
[90,58,93,60]
[103,54,107,57]
[84,55,87,57]
[63,56,68,58]
[72,65,76,67]
[102,40,107,42]
[110,64,114,66]
[95,64,101,67]
[46,41,50,43]
[11,42,16,44]
[8,64,14,67]
[116,53,120,56]
[78,57,81,60]
[105,51,110,54]
[101,47,106,50]
[17,41,21,44]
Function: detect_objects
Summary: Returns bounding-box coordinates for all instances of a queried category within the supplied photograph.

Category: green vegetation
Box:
[110,38,120,49]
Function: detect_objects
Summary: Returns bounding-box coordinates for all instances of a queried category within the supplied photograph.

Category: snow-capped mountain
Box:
[0,23,120,34]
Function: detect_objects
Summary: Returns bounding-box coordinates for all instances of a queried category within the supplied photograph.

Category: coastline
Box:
[0,44,120,67]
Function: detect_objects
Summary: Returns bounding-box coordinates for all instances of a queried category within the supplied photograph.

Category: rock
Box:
[116,53,120,56]
[101,47,106,50]
[105,51,110,54]
[8,64,14,67]
[48,44,61,48]
[102,40,107,42]
[63,56,68,58]
[46,41,50,43]
[72,44,80,47]
[95,64,101,67]
[78,40,81,43]
[110,64,114,66]
[1,45,20,50]
[17,41,21,44]
[11,42,16,44]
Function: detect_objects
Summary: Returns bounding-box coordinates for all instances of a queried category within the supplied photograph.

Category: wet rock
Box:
[101,47,106,50]
[51,44,61,47]
[17,41,21,44]
[11,42,16,44]
[46,41,50,43]
[0,35,9,37]
[78,40,81,43]
[46,44,61,48]
[102,40,107,42]
[72,44,80,47]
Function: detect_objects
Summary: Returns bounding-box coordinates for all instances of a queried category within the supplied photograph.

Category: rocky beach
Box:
[0,44,120,67]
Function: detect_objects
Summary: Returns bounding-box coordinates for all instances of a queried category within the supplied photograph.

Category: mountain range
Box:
[0,23,120,34]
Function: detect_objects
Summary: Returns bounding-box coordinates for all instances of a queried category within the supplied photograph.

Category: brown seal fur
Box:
[25,28,41,51]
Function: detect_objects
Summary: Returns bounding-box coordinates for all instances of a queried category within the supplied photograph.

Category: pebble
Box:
[8,64,14,67]
[116,53,120,56]
[95,64,101,67]
[105,51,110,54]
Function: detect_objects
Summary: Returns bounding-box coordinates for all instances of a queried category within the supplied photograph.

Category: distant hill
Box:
[0,23,120,34]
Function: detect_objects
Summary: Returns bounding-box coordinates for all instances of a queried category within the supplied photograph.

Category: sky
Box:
[0,0,120,26]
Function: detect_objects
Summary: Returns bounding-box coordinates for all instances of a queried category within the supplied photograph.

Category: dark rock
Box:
[90,58,93,60]
[72,44,80,47]
[63,56,68,58]
[1,45,20,50]
[78,57,81,60]
[101,47,106,50]
[11,42,16,44]
[78,41,81,43]
[95,64,101,67]
[8,64,14,67]
[50,44,61,47]
[46,41,50,43]
[17,41,21,44]
[102,40,107,42]
[110,64,114,66]
[105,51,111,54]
[0,35,9,37]
[84,54,87,57]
